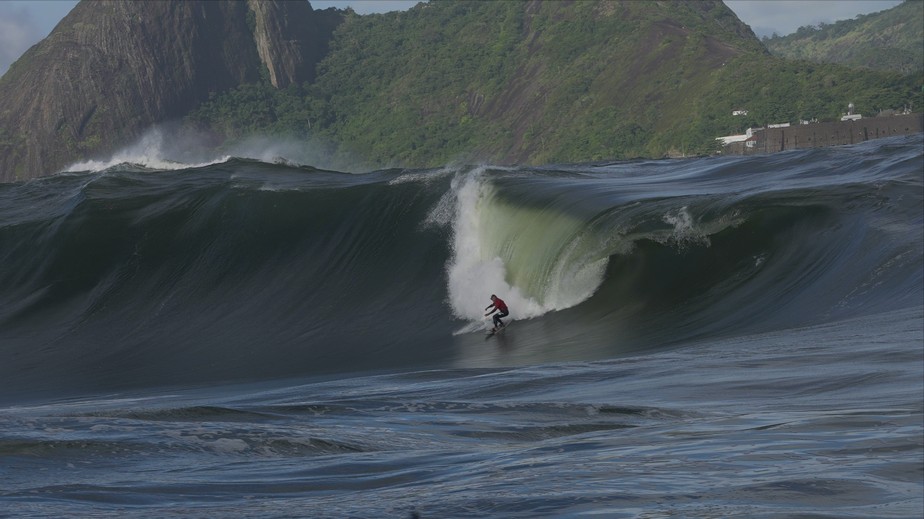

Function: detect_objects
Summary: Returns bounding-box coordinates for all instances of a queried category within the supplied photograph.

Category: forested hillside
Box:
[190,0,922,168]
[763,0,923,75]
[3,0,921,180]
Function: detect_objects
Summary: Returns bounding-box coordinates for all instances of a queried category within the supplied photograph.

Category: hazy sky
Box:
[0,0,907,76]
[723,0,903,38]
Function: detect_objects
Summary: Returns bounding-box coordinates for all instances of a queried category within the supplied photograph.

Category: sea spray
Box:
[59,126,351,174]
[660,206,711,249]
[444,168,543,322]
[62,126,230,173]
[442,168,611,323]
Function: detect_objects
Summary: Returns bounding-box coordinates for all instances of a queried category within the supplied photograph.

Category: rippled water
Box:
[2,136,921,517]
[3,307,920,517]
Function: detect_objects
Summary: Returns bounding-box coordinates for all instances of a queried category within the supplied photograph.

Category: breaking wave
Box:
[1,135,921,400]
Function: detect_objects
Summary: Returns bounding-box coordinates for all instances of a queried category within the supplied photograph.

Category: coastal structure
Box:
[717,112,923,155]
[841,102,862,122]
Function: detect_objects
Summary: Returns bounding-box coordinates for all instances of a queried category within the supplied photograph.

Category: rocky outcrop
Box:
[248,0,324,88]
[0,0,325,182]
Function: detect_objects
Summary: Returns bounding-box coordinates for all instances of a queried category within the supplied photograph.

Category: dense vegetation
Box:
[763,0,924,75]
[187,0,923,168]
[700,56,922,136]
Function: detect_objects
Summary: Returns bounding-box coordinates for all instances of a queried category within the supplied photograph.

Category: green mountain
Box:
[1,0,921,180]
[188,0,767,167]
[762,0,924,75]
[191,0,922,169]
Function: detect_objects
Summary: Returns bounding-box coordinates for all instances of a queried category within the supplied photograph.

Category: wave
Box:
[60,126,366,175]
[1,136,921,400]
[61,128,232,173]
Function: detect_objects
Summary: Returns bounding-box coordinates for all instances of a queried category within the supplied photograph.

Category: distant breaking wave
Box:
[61,126,359,174]
[62,128,232,173]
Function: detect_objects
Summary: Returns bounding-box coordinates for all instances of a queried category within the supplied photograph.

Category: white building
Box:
[841,102,862,121]
[716,127,756,146]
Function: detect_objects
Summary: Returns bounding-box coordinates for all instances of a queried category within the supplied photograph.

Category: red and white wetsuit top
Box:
[493,298,508,312]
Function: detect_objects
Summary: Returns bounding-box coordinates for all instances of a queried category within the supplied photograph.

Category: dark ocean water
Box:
[1,135,922,517]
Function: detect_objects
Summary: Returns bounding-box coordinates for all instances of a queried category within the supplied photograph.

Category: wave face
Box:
[1,136,921,400]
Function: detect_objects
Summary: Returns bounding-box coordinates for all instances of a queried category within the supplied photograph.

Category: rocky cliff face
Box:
[0,0,324,182]
[248,0,325,88]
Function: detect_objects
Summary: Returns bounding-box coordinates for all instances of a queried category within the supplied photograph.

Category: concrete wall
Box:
[723,113,923,155]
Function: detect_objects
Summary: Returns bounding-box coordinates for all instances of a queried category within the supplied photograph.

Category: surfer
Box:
[484,294,509,332]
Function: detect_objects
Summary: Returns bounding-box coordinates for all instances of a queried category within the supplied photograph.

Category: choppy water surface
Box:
[1,136,922,517]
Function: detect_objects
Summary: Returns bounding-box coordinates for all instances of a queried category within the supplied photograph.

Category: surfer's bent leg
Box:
[494,311,509,328]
